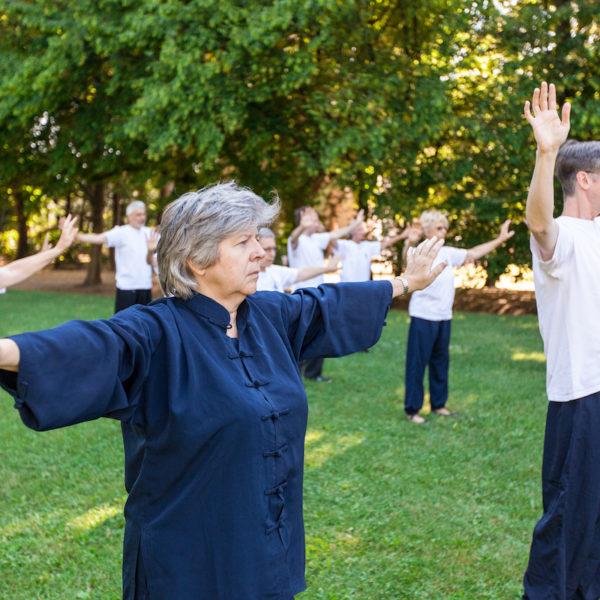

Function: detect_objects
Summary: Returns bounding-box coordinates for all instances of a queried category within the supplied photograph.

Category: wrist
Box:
[395,275,409,296]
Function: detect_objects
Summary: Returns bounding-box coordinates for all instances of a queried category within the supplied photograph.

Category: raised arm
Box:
[294,254,341,284]
[524,82,571,259]
[0,214,78,289]
[288,210,316,251]
[464,220,514,263]
[391,237,446,298]
[328,209,365,242]
[380,228,410,251]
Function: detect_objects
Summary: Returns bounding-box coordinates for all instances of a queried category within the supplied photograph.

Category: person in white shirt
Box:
[287,206,365,381]
[76,201,153,313]
[336,222,409,282]
[521,82,600,600]
[402,210,513,424]
[0,215,78,290]
[256,228,339,293]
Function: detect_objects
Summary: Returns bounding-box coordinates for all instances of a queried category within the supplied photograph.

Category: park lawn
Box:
[0,290,547,599]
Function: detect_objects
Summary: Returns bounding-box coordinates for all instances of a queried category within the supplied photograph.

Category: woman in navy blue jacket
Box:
[0,182,444,600]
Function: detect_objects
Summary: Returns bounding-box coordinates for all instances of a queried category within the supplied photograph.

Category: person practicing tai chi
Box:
[256,228,340,292]
[0,215,78,290]
[522,82,600,600]
[335,222,409,283]
[287,205,364,381]
[402,210,514,424]
[75,201,153,313]
[0,181,446,600]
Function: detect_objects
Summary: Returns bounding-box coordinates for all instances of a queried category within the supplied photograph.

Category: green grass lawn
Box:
[0,290,547,599]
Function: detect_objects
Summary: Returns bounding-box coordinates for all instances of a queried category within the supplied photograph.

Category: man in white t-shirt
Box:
[256,228,339,293]
[336,223,408,282]
[522,83,600,600]
[402,211,513,424]
[287,206,364,381]
[76,201,154,313]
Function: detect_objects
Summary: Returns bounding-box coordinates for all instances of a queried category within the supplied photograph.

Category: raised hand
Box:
[324,254,341,273]
[147,229,160,253]
[403,237,446,292]
[41,233,52,252]
[55,214,79,252]
[524,82,571,153]
[498,219,515,243]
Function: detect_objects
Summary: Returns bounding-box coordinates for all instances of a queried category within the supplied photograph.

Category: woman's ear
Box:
[186,258,206,278]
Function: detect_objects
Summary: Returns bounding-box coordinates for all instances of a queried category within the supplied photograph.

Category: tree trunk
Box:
[14,189,28,259]
[84,182,104,285]
[108,189,121,270]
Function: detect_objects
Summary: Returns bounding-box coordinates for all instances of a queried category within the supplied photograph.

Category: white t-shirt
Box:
[408,245,467,321]
[287,232,330,291]
[104,225,153,290]
[531,216,600,402]
[336,240,381,282]
[256,265,299,293]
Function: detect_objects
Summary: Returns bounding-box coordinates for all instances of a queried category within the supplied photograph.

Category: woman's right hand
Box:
[403,237,446,293]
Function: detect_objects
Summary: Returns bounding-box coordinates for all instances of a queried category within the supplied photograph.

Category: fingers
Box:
[41,233,52,252]
[429,262,447,281]
[540,81,548,112]
[531,87,540,117]
[524,100,533,124]
[548,82,556,111]
[562,102,571,127]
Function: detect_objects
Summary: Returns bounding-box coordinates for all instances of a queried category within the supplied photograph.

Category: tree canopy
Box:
[1,0,599,281]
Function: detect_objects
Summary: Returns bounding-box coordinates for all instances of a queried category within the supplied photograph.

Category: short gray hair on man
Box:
[157,181,280,299]
[126,200,146,215]
[419,209,448,232]
[258,227,276,240]
[556,139,600,198]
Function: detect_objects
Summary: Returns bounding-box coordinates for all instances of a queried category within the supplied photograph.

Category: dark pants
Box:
[404,317,451,415]
[523,392,600,600]
[115,288,153,314]
[300,357,324,379]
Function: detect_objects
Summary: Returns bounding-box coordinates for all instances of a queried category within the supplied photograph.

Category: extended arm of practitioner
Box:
[76,230,108,245]
[463,219,515,263]
[295,254,341,284]
[0,214,78,291]
[523,81,571,260]
[288,208,365,250]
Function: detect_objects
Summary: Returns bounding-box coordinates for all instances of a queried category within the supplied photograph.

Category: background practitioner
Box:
[257,227,340,292]
[287,205,364,382]
[402,210,514,423]
[75,200,153,313]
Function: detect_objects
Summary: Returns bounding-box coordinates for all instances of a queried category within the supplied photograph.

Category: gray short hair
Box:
[258,227,276,240]
[157,182,280,299]
[126,200,146,215]
[420,209,448,232]
[556,139,600,197]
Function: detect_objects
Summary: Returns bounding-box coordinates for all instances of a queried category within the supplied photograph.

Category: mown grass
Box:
[0,290,546,599]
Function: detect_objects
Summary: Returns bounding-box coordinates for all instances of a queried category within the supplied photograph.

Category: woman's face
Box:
[190,227,265,308]
[259,236,277,270]
[424,219,448,240]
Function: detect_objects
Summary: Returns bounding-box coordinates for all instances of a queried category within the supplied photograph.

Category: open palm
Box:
[524,82,570,153]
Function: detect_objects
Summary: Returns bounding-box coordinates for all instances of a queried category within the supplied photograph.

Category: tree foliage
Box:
[1,0,599,282]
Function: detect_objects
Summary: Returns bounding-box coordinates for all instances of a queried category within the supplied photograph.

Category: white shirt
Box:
[531,216,600,402]
[408,245,467,321]
[104,225,153,290]
[256,265,299,293]
[287,232,330,291]
[336,240,381,282]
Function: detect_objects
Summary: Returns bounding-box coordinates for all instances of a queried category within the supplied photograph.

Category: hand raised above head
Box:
[524,82,571,153]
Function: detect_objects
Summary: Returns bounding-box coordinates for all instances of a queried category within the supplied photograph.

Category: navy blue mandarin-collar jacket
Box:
[0,281,393,600]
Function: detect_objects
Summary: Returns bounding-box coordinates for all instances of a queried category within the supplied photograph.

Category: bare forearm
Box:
[76,232,107,245]
[526,150,559,254]
[288,225,305,250]
[295,266,329,282]
[0,339,20,372]
[465,237,503,263]
[0,248,61,289]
